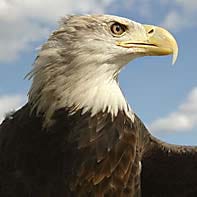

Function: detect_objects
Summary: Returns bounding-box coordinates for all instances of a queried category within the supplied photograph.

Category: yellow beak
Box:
[116,25,178,64]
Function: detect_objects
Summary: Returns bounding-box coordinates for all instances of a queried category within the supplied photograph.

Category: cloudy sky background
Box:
[0,0,196,145]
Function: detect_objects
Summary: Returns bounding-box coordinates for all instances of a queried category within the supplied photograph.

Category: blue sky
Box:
[0,0,197,145]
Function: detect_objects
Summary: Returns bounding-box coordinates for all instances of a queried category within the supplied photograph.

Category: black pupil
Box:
[116,25,121,32]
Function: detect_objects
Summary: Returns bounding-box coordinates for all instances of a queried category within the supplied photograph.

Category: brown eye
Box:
[110,22,126,36]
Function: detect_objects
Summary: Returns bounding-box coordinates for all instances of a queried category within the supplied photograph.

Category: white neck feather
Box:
[29,50,134,126]
[61,63,134,119]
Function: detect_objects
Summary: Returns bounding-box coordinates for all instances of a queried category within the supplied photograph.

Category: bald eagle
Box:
[0,15,196,197]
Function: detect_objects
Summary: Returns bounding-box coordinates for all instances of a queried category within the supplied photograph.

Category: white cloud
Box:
[1,0,114,23]
[0,95,26,123]
[0,19,49,62]
[1,0,196,63]
[0,0,114,63]
[150,87,197,133]
[161,11,186,31]
[161,0,197,31]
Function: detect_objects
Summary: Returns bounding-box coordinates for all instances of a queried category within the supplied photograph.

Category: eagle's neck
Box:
[28,48,134,126]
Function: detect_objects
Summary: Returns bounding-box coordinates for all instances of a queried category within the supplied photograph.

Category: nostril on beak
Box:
[148,29,154,34]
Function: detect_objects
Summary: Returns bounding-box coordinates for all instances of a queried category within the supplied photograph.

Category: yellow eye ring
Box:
[110,22,126,36]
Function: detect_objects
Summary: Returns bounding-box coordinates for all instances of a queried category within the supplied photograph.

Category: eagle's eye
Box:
[110,22,126,36]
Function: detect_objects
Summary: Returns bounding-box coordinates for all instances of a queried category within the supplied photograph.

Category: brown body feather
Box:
[0,104,197,196]
[0,104,142,196]
[141,135,197,197]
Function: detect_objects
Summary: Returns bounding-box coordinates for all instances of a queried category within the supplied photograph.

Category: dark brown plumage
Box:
[1,104,197,197]
[0,15,196,197]
[0,104,141,196]
[141,135,197,197]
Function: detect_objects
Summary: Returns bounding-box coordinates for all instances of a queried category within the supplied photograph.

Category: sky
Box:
[0,0,197,145]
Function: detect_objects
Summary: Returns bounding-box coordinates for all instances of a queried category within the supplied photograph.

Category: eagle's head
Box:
[28,15,178,126]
